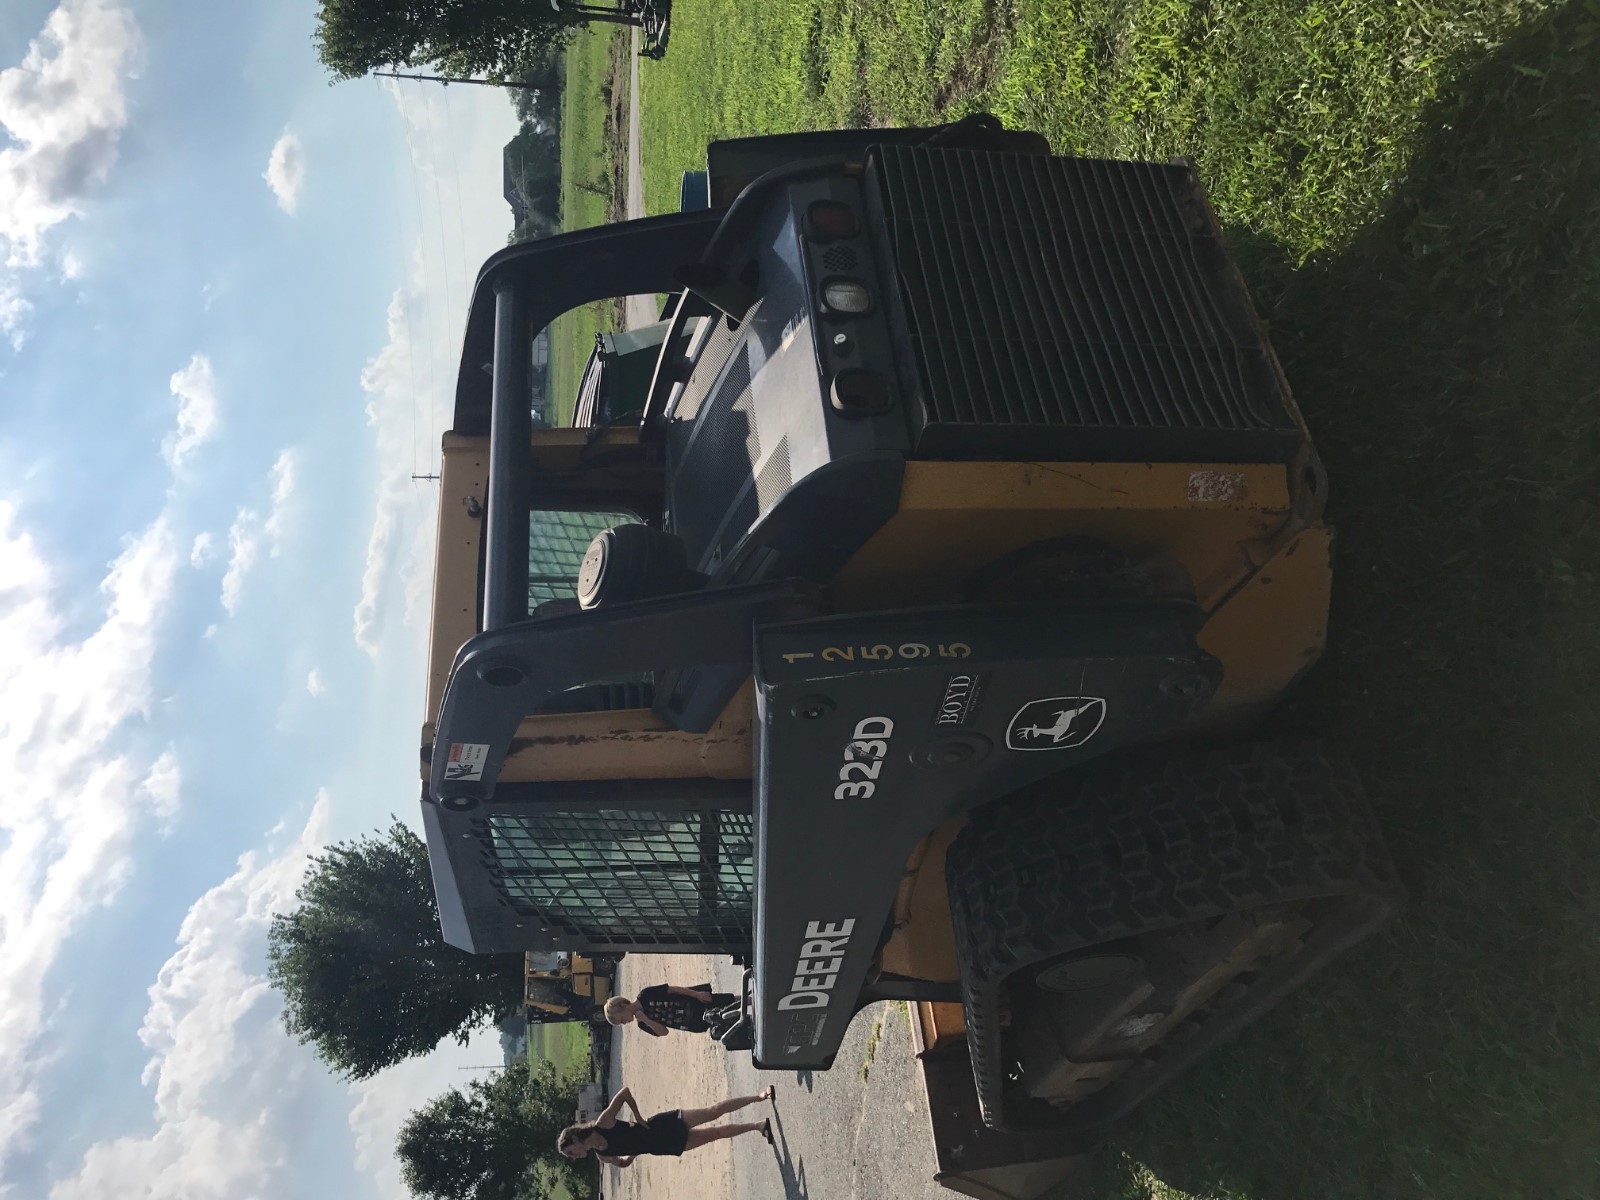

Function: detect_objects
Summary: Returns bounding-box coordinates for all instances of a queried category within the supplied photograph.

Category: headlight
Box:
[821,278,871,315]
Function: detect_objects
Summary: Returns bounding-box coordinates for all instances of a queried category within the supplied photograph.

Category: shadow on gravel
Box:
[768,1103,811,1200]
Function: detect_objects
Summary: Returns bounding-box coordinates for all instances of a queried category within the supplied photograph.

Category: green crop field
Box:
[637,3,1600,1197]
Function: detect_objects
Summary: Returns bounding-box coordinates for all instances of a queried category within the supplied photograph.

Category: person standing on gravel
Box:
[603,982,736,1037]
[557,1084,775,1164]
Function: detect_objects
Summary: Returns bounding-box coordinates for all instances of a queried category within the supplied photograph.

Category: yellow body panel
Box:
[424,434,488,737]
[424,450,1332,961]
[1198,523,1333,714]
[496,684,755,782]
[833,460,1294,610]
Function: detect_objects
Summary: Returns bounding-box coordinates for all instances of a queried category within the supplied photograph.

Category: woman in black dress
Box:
[556,1084,775,1166]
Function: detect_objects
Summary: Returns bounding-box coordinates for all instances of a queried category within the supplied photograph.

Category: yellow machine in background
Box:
[523,951,617,1024]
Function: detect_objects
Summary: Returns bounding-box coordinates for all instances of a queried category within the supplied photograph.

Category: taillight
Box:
[829,369,890,417]
[806,201,858,240]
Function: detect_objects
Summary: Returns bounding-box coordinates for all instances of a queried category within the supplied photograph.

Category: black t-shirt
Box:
[638,983,712,1032]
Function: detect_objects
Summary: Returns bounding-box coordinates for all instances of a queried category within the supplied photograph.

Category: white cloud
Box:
[162,354,219,469]
[0,278,27,348]
[262,131,305,215]
[305,668,325,697]
[0,501,179,1168]
[219,508,259,614]
[346,1025,505,1200]
[264,448,297,555]
[59,246,86,280]
[49,795,332,1200]
[48,792,510,1200]
[188,531,214,568]
[217,451,296,614]
[0,0,140,347]
[352,278,442,655]
[138,747,180,827]
[352,86,518,654]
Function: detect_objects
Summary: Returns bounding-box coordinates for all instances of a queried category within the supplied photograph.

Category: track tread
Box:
[947,741,1400,1129]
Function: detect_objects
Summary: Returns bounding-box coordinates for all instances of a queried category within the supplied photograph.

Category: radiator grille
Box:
[476,808,754,951]
[871,145,1300,462]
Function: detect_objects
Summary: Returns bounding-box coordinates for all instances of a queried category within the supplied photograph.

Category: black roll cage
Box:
[453,210,726,630]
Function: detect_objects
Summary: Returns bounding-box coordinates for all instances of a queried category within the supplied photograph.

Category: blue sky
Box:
[0,2,525,1197]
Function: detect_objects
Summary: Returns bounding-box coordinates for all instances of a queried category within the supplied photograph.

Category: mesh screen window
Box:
[477,808,755,950]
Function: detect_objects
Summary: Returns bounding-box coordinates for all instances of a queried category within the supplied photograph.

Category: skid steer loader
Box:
[522,950,617,1024]
[416,114,1399,1198]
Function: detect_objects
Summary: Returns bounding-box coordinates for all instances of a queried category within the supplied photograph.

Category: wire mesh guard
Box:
[476,808,755,951]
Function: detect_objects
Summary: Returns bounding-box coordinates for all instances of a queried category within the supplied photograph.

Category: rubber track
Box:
[946,741,1401,1130]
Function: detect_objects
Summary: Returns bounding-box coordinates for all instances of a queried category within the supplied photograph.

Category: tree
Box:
[505,121,561,229]
[313,0,577,82]
[397,1061,597,1200]
[509,211,559,244]
[267,822,524,1079]
[502,45,564,123]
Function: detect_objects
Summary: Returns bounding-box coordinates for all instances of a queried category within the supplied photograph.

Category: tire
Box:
[576,524,691,609]
[947,741,1401,1131]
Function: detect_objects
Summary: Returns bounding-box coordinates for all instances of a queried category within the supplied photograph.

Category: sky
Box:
[0,2,526,1197]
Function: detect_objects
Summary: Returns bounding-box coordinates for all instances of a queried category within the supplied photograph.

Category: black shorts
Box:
[644,1109,690,1156]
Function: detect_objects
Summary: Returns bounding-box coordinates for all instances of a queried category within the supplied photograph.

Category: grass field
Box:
[637,3,1600,1198]
[527,1022,593,1200]
[549,28,631,425]
[527,1019,592,1080]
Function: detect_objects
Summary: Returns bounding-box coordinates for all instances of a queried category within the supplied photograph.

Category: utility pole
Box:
[412,472,440,482]
[374,69,556,92]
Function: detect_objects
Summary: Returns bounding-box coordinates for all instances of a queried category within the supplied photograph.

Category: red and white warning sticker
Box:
[444,742,490,782]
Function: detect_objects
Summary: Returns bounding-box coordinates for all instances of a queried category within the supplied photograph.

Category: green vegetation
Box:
[526,1020,591,1080]
[266,823,523,1081]
[523,1024,594,1200]
[312,0,570,81]
[859,1011,885,1082]
[395,1060,595,1200]
[548,30,630,425]
[638,4,1600,1198]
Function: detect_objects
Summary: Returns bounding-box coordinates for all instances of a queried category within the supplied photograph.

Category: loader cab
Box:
[418,205,789,963]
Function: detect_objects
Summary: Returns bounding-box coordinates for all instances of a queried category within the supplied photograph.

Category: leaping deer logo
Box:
[1015,703,1097,744]
[1006,697,1107,751]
